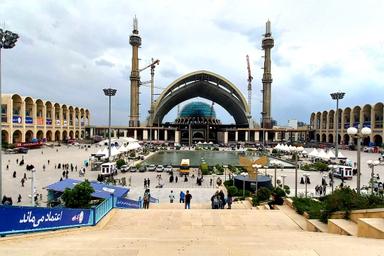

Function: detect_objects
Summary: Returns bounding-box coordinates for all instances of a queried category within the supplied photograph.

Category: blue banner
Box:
[25,116,33,124]
[150,196,159,203]
[0,205,91,234]
[46,119,52,125]
[115,197,140,209]
[13,115,22,124]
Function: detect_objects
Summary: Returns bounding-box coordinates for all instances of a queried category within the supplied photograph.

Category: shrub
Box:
[256,187,271,202]
[252,196,259,206]
[116,159,126,169]
[292,197,324,219]
[283,185,290,195]
[61,180,95,208]
[227,186,238,197]
[273,187,286,198]
[200,161,209,175]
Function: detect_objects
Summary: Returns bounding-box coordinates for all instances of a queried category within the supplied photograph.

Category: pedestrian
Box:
[41,150,43,155]
[21,178,25,187]
[62,170,65,177]
[169,190,175,203]
[143,189,150,209]
[43,164,46,171]
[227,193,233,209]
[147,178,150,187]
[210,178,213,186]
[175,176,178,183]
[16,158,19,165]
[48,159,50,165]
[144,178,147,188]
[185,190,192,209]
[179,191,185,203]
[17,194,22,203]
[54,164,57,169]
[219,190,225,209]
[23,173,27,179]
[13,171,16,178]
[6,165,9,170]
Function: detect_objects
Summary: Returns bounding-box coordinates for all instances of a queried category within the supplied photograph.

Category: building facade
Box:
[310,102,383,146]
[1,93,90,144]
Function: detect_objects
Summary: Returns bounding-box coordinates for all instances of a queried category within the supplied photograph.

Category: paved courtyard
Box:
[1,145,383,207]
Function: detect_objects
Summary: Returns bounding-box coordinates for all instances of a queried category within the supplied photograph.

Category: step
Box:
[357,218,384,239]
[328,219,358,236]
[307,219,328,233]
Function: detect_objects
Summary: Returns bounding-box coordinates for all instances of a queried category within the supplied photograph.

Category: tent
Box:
[309,149,319,158]
[318,149,329,160]
[301,149,308,155]
[326,150,336,159]
[125,142,141,151]
[336,152,347,159]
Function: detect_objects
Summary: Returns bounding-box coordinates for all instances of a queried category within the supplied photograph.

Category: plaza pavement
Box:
[1,145,383,207]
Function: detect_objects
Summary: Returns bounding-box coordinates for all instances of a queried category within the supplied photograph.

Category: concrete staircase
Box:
[1,208,384,255]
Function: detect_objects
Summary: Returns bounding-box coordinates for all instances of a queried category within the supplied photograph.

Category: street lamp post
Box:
[293,149,299,197]
[281,175,286,188]
[303,174,310,198]
[103,88,117,160]
[330,92,345,161]
[0,28,19,202]
[347,126,372,194]
[367,160,382,195]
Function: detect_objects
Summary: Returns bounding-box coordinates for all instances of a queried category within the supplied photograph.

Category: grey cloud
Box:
[95,59,115,67]
[160,68,180,79]
[315,65,342,77]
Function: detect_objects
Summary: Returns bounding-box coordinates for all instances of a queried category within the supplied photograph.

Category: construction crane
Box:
[139,58,160,125]
[246,55,253,116]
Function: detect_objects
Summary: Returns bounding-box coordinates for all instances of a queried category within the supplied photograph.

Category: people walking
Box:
[143,189,151,209]
[169,190,175,203]
[185,190,192,209]
[144,178,147,188]
[179,191,185,203]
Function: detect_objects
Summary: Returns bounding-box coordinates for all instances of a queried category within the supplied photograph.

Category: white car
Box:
[147,164,156,172]
[156,165,164,172]
[164,165,173,173]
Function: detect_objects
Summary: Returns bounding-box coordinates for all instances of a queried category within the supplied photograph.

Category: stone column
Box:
[245,131,249,142]
[154,130,158,141]
[254,131,259,142]
[224,131,228,145]
[175,130,180,144]
[123,130,127,137]
[274,132,279,141]
[90,127,94,138]
[143,130,148,141]
[164,130,168,141]
[235,131,238,142]
[265,131,269,143]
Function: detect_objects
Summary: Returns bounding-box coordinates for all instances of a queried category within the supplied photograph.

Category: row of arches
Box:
[310,103,383,130]
[2,129,84,144]
[6,94,90,126]
[314,133,383,146]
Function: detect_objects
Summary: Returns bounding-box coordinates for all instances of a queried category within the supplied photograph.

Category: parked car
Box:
[156,165,164,172]
[120,165,129,173]
[147,164,156,172]
[139,165,147,172]
[128,166,138,172]
[164,165,173,173]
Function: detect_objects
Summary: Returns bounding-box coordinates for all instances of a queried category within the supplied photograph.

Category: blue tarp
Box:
[46,179,129,199]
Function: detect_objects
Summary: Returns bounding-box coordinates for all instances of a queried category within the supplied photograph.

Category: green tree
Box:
[200,161,209,175]
[61,180,95,208]
[116,159,126,169]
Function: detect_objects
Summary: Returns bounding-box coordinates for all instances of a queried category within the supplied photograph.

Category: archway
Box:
[2,130,9,145]
[69,130,74,139]
[25,130,34,142]
[152,70,250,127]
[321,134,326,142]
[321,111,328,129]
[55,131,60,141]
[12,130,22,143]
[46,130,52,141]
[343,107,351,128]
[363,136,370,146]
[373,103,383,128]
[62,130,68,140]
[36,130,44,141]
[352,106,361,127]
[75,131,79,139]
[192,131,204,142]
[343,134,350,145]
[373,135,383,147]
[36,99,44,125]
[328,134,334,143]
[316,134,320,142]
[25,97,34,125]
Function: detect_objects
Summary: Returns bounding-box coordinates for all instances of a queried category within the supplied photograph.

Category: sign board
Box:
[12,116,22,124]
[46,119,52,125]
[0,205,91,234]
[56,120,61,126]
[37,117,44,125]
[115,197,140,209]
[25,117,33,124]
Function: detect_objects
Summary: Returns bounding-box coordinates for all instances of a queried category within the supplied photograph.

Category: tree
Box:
[116,159,126,169]
[61,180,95,208]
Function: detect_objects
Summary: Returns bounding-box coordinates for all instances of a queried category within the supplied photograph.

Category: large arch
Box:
[2,130,9,144]
[12,130,22,144]
[373,135,382,147]
[373,102,383,128]
[152,70,250,126]
[362,104,371,127]
[25,130,34,142]
[343,107,351,128]
[36,130,44,140]
[46,130,53,142]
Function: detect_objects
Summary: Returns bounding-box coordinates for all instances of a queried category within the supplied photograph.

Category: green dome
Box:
[179,102,216,118]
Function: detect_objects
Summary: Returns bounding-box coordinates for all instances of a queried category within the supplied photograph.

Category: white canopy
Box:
[110,146,120,156]
[301,149,308,155]
[318,149,329,160]
[297,146,304,152]
[336,151,347,159]
[309,148,319,158]
[125,142,141,151]
[326,150,336,159]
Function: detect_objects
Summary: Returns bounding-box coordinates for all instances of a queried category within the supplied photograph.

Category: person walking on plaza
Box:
[219,190,225,209]
[144,178,147,188]
[13,171,16,178]
[147,178,150,187]
[227,193,233,209]
[175,176,178,183]
[169,190,175,203]
[43,164,46,171]
[185,190,192,209]
[21,178,25,187]
[17,194,22,203]
[143,189,151,209]
[179,191,185,203]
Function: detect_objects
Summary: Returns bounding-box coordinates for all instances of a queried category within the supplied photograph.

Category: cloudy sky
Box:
[1,0,384,126]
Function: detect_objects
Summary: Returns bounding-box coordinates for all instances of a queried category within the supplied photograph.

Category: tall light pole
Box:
[303,173,310,198]
[103,88,117,160]
[330,92,345,161]
[347,126,372,194]
[0,28,19,202]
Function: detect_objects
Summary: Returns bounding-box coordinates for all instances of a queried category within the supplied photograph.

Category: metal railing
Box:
[92,196,114,225]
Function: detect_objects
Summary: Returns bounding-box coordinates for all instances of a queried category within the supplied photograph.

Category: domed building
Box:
[174,102,221,125]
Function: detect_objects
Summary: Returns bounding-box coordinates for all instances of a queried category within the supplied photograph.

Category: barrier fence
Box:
[0,196,144,237]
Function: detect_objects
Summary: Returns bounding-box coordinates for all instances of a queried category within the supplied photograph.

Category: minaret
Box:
[129,16,142,127]
[261,20,274,129]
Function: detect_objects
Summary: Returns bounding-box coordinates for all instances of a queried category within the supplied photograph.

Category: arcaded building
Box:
[310,102,383,146]
[1,94,90,144]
